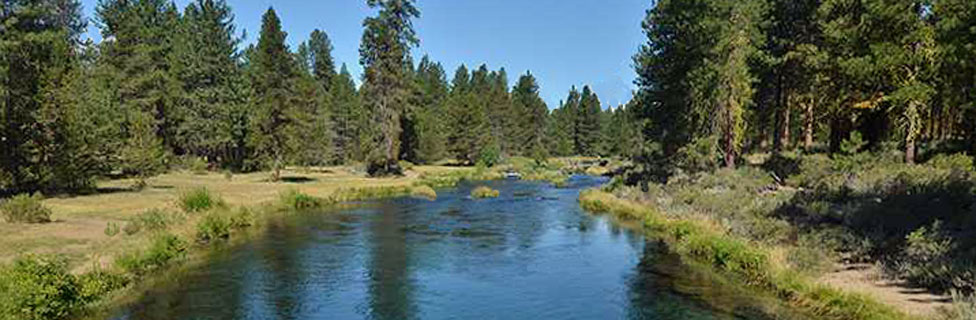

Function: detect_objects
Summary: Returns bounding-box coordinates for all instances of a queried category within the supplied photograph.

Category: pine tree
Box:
[578,85,603,156]
[171,0,246,166]
[299,29,337,92]
[249,7,298,181]
[446,65,490,164]
[97,0,181,183]
[511,71,548,160]
[0,0,105,193]
[709,0,764,168]
[413,55,449,163]
[331,64,364,164]
[359,0,420,175]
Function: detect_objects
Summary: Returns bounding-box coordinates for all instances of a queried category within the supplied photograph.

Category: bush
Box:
[928,153,974,172]
[178,188,224,213]
[476,143,501,168]
[104,222,120,237]
[196,212,231,243]
[0,255,82,320]
[1,193,52,223]
[122,220,141,236]
[228,207,255,229]
[115,234,188,276]
[179,156,209,175]
[674,137,721,174]
[470,186,500,199]
[133,208,176,233]
[76,271,127,304]
[278,189,322,210]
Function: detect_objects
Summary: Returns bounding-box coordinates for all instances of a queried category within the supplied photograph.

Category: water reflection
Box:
[112,176,803,320]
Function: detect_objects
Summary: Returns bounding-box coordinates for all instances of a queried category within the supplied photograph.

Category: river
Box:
[111,176,804,320]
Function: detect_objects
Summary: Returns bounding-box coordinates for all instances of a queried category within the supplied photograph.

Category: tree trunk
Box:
[803,98,814,152]
[906,135,916,165]
[725,130,736,169]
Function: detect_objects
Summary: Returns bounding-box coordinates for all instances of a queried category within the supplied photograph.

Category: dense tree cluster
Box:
[1,0,633,194]
[634,0,976,176]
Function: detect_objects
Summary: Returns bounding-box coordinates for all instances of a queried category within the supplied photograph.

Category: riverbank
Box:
[578,189,919,320]
[0,157,602,319]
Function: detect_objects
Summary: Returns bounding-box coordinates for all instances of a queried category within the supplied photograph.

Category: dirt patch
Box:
[818,263,952,317]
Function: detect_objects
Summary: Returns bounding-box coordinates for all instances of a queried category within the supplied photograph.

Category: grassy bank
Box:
[579,189,915,320]
[0,156,606,319]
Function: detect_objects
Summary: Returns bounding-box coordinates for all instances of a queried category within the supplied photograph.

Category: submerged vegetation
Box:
[470,186,500,199]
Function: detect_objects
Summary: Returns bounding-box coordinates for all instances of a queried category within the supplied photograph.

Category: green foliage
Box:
[131,208,179,234]
[359,0,420,175]
[470,186,500,199]
[196,212,232,242]
[76,270,127,305]
[476,143,501,168]
[178,188,225,213]
[104,222,120,237]
[1,194,52,224]
[928,153,974,172]
[248,8,301,181]
[115,234,188,276]
[277,189,322,210]
[0,255,84,320]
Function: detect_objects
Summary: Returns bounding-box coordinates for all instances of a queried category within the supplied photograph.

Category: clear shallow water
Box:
[112,176,803,320]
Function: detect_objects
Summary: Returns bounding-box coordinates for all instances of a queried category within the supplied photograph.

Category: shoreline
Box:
[578,189,920,320]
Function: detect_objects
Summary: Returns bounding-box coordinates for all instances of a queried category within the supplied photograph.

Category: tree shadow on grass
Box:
[277,176,318,184]
[771,171,976,293]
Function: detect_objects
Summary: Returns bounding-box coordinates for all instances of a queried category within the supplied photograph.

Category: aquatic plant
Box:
[471,186,500,199]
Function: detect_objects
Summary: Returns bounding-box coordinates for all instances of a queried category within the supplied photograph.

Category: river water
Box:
[112,176,803,320]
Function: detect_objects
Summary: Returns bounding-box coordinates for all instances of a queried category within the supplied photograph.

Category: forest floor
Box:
[818,263,952,317]
[0,165,471,272]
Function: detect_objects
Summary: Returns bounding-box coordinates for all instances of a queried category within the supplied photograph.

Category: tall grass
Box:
[1,193,52,223]
[178,188,225,213]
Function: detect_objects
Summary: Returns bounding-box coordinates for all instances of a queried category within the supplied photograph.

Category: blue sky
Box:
[79,0,648,109]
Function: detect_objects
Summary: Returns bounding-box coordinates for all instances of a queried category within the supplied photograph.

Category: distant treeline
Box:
[0,0,638,195]
[632,0,976,176]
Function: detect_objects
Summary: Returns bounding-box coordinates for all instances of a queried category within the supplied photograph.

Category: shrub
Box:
[470,186,500,199]
[278,189,322,210]
[196,212,231,243]
[179,156,209,175]
[0,255,82,320]
[894,221,957,290]
[228,207,255,229]
[122,220,141,236]
[398,160,415,172]
[104,222,120,237]
[115,234,188,276]
[1,193,52,224]
[178,188,224,213]
[674,137,720,174]
[476,143,501,168]
[928,153,974,172]
[76,271,127,304]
